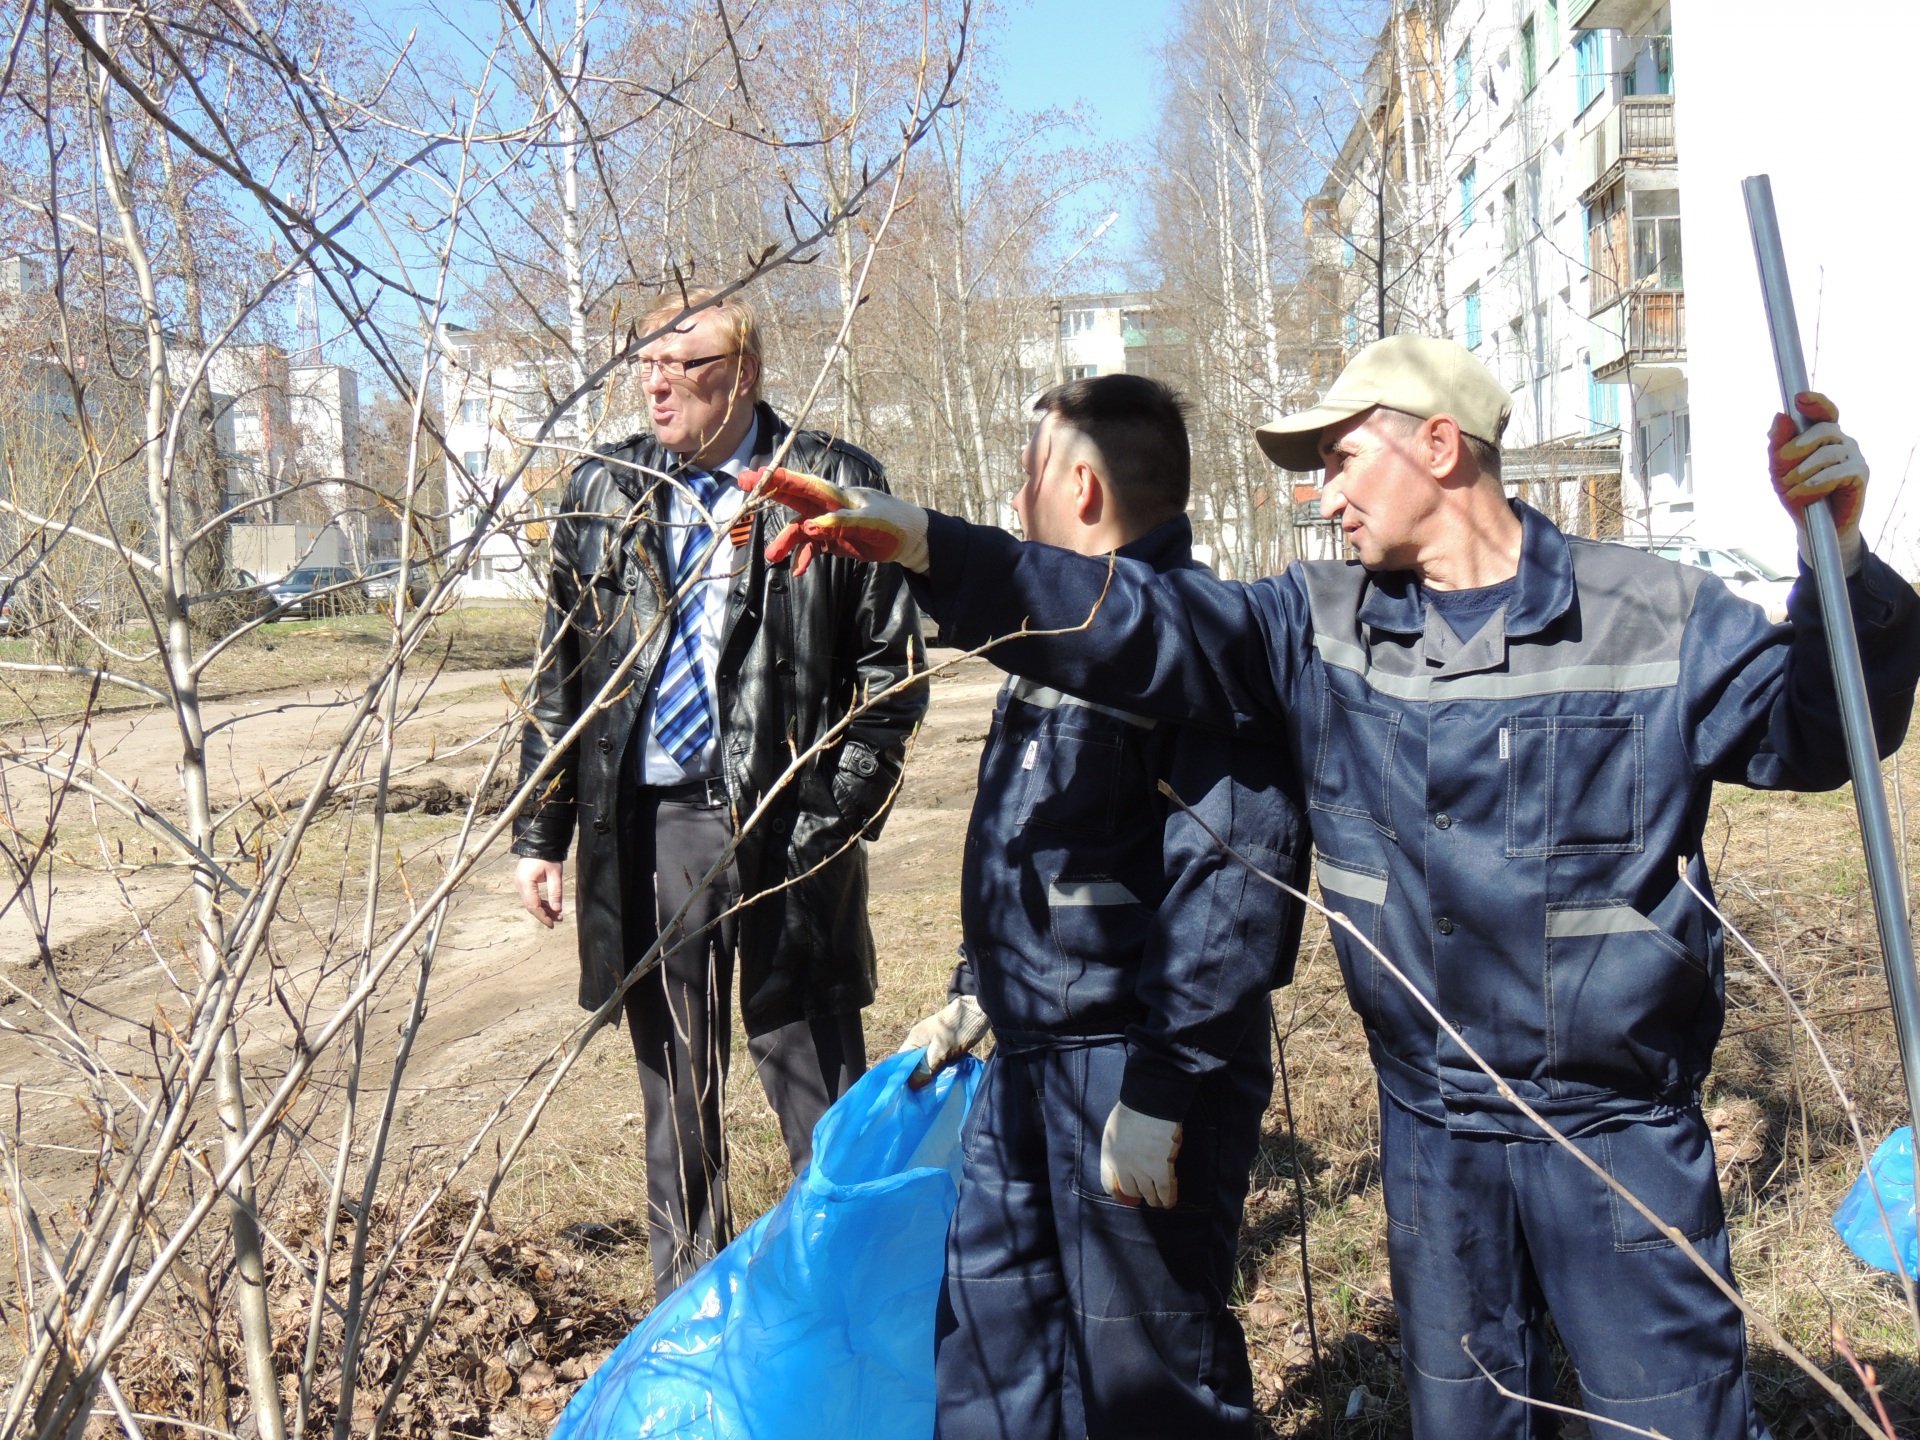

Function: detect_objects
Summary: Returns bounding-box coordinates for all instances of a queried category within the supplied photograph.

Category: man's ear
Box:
[735,353,761,401]
[1427,415,1466,483]
[1072,460,1105,525]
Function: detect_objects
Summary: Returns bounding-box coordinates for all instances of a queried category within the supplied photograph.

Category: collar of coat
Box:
[600,402,783,505]
[1355,500,1573,640]
[1116,513,1199,573]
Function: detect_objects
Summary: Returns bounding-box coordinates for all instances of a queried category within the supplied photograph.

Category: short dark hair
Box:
[1032,374,1191,521]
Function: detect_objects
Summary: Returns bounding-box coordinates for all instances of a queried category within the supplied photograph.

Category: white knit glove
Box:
[1099,1101,1183,1209]
[897,995,988,1087]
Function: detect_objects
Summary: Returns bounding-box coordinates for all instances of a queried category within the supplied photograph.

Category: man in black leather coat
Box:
[511,289,927,1294]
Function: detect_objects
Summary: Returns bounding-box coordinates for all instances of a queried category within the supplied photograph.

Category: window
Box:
[1632,189,1683,289]
[1575,30,1604,110]
[1676,410,1692,491]
[1454,40,1471,111]
[1059,309,1097,339]
[1585,360,1618,432]
[1464,287,1483,349]
[1546,0,1559,58]
[1653,32,1673,94]
[1065,364,1096,382]
[458,397,486,425]
[1521,17,1537,93]
[1587,188,1630,309]
[1342,235,1355,267]
[1502,183,1521,257]
[1459,162,1476,228]
[462,449,486,478]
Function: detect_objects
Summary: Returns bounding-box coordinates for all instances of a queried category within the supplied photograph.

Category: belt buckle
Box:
[699,776,726,808]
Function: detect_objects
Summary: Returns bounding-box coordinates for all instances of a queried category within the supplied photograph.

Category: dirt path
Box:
[0,653,1001,1231]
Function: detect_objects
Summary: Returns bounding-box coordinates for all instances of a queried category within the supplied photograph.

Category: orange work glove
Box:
[740,466,930,575]
[1769,391,1869,574]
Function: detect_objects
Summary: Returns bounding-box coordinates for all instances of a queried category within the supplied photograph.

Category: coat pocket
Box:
[1015,726,1123,835]
[1315,855,1389,1020]
[1505,714,1644,857]
[1544,901,1708,1101]
[1048,877,1153,1022]
[1311,691,1400,839]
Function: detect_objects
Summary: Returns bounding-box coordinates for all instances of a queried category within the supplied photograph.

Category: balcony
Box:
[1569,0,1663,31]
[1578,95,1676,204]
[1592,291,1685,383]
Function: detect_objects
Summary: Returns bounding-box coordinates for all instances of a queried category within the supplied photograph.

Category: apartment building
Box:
[1304,4,1447,385]
[438,324,635,599]
[1438,0,1684,537]
[1018,293,1171,395]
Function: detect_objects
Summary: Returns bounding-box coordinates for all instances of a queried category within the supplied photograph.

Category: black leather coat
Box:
[511,403,928,1029]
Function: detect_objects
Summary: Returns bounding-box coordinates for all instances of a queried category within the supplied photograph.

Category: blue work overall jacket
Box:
[917,502,1920,1132]
[935,516,1308,1121]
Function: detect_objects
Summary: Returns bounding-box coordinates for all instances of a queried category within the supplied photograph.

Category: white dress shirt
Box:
[637,423,758,785]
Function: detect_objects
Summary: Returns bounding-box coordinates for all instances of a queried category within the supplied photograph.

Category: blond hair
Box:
[641,287,763,401]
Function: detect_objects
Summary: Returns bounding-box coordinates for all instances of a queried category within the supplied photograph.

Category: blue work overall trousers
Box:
[933,1037,1270,1440]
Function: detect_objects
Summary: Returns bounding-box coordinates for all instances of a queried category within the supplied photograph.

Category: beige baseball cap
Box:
[1254,334,1512,472]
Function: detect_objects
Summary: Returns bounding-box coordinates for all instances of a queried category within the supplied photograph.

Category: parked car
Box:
[359,557,432,609]
[185,568,275,631]
[266,565,365,619]
[1611,538,1794,621]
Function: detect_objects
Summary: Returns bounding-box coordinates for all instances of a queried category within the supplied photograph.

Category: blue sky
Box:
[991,0,1180,281]
[993,0,1176,148]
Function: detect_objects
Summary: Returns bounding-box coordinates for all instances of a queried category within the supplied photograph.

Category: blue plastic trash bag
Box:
[550,1050,982,1440]
[1833,1126,1918,1277]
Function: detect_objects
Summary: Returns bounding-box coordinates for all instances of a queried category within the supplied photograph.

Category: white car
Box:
[1627,541,1795,621]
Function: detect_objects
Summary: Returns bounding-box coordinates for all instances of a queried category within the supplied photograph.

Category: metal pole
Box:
[1744,174,1920,1147]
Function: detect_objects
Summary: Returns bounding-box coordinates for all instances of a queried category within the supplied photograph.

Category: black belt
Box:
[642,776,728,808]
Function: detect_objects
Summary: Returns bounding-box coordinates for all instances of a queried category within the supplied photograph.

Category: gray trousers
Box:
[622,793,867,1295]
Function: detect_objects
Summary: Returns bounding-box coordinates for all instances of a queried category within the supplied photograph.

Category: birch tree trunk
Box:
[86,17,286,1440]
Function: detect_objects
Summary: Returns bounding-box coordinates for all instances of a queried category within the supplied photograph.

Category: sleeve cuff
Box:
[1794,550,1904,628]
[948,948,977,1000]
[1119,1050,1199,1124]
[906,511,976,631]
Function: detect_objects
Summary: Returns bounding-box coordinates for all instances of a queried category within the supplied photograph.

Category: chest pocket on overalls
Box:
[1505,714,1645,856]
[1014,718,1123,835]
[1312,691,1400,839]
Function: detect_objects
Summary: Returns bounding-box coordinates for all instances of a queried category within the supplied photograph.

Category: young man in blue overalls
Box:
[894,376,1308,1438]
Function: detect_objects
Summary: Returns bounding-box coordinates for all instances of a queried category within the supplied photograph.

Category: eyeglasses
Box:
[635,352,737,381]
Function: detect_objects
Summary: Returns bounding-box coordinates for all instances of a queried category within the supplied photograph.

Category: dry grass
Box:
[0,599,541,722]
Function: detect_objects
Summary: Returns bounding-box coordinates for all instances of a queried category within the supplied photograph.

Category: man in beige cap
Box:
[755,335,1919,1438]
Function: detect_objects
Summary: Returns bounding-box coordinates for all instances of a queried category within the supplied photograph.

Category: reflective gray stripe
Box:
[1315,859,1387,906]
[1312,634,1679,700]
[1008,676,1155,729]
[1546,905,1660,938]
[1361,660,1681,703]
[1048,880,1141,907]
[1312,634,1369,675]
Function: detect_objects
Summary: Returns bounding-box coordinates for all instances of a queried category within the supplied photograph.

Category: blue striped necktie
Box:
[651,468,727,769]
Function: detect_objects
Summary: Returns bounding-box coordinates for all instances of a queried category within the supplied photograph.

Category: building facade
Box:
[1436,0,1684,538]
[438,324,628,600]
